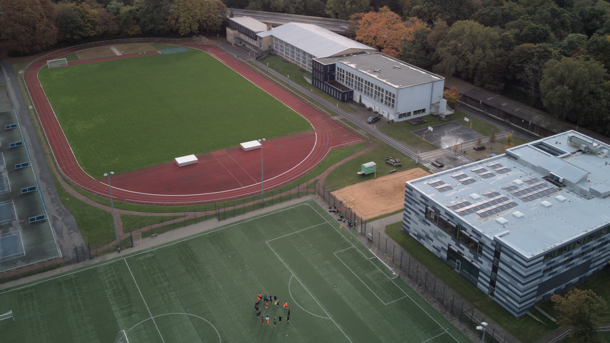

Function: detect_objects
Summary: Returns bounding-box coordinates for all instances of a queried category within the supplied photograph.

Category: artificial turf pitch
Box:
[0,201,469,342]
[37,49,311,176]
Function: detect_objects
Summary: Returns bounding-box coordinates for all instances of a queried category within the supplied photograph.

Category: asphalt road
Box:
[229,8,349,32]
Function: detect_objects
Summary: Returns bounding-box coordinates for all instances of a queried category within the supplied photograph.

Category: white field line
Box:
[124,259,165,343]
[265,239,353,343]
[288,275,330,320]
[126,313,221,342]
[333,248,406,306]
[212,154,244,187]
[0,202,309,296]
[306,203,462,343]
[420,330,448,343]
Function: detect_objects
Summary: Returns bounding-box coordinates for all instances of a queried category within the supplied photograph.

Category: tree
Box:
[325,0,369,19]
[540,57,610,133]
[139,0,172,34]
[169,0,226,35]
[96,8,120,36]
[398,25,432,68]
[356,7,426,57]
[508,43,559,106]
[585,34,610,71]
[433,20,506,91]
[0,0,58,53]
[505,132,514,147]
[408,0,480,26]
[552,289,607,343]
[442,86,461,109]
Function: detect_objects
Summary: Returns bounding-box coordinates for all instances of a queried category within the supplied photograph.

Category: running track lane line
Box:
[24,43,361,203]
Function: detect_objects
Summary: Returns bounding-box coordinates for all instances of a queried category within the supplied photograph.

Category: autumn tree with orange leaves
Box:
[356,7,426,57]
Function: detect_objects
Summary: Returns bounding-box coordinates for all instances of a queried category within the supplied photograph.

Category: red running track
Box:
[24,43,364,204]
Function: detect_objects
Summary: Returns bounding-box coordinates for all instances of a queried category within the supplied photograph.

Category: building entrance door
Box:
[455,260,461,272]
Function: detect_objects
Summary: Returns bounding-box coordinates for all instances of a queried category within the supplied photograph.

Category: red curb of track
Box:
[24,43,364,205]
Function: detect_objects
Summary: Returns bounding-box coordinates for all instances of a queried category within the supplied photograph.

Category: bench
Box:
[473,146,486,151]
[393,162,401,167]
[151,233,158,238]
[431,160,444,168]
[389,169,397,174]
[385,156,392,161]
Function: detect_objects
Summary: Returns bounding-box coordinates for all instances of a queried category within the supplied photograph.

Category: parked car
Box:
[340,26,348,30]
[367,116,381,124]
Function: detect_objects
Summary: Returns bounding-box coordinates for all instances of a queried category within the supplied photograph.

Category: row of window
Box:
[336,68,396,109]
[447,246,480,282]
[313,80,345,100]
[425,206,484,256]
[543,226,609,261]
[273,38,312,69]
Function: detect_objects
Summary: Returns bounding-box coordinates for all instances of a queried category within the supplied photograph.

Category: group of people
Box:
[255,293,290,327]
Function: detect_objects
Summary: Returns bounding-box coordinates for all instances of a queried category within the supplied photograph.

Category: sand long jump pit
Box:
[331,168,429,220]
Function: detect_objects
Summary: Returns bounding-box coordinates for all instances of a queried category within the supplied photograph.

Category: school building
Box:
[403,131,610,317]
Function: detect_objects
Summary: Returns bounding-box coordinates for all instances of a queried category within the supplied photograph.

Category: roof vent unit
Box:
[549,172,564,184]
[512,211,524,218]
[555,195,567,202]
[393,65,401,69]
[567,134,608,157]
[513,179,524,185]
[541,201,553,208]
[470,193,481,200]
[589,184,610,198]
[496,217,508,225]
[373,68,381,73]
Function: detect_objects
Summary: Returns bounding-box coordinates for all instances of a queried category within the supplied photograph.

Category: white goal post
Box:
[47,58,68,69]
[114,330,129,343]
[0,310,14,322]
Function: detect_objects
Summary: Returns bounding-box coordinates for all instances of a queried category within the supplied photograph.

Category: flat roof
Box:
[408,131,610,259]
[335,53,443,89]
[257,23,375,58]
[229,17,268,32]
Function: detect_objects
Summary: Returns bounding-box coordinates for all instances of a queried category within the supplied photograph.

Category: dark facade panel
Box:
[536,260,592,296]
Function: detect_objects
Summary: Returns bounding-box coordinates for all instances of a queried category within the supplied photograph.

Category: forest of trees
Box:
[0,0,226,53]
[1,0,609,135]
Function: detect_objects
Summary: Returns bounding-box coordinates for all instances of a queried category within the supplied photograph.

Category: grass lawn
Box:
[39,50,311,176]
[115,43,156,54]
[379,111,503,152]
[385,222,557,342]
[261,56,355,113]
[120,214,183,232]
[0,201,468,343]
[63,53,80,62]
[324,137,429,191]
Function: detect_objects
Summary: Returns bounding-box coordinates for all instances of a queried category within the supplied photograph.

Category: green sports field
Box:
[38,49,311,176]
[0,201,468,343]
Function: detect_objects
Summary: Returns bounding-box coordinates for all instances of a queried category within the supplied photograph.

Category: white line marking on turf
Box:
[420,330,447,343]
[306,203,462,343]
[126,313,221,342]
[0,202,312,297]
[288,275,330,320]
[266,241,353,343]
[333,248,406,306]
[124,259,166,343]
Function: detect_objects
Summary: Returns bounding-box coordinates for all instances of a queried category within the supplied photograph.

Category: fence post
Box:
[400,250,403,269]
[130,229,134,247]
[415,264,419,282]
[408,258,411,276]
[450,294,455,314]
[424,271,428,288]
[392,245,395,261]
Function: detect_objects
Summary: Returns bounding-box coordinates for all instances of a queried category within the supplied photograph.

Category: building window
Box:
[543,225,609,261]
[447,246,480,282]
[413,108,426,115]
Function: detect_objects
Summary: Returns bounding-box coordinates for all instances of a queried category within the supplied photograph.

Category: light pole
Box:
[104,172,119,253]
[476,321,488,343]
[257,139,266,206]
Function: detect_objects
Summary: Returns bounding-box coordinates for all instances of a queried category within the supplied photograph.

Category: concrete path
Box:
[109,45,122,56]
